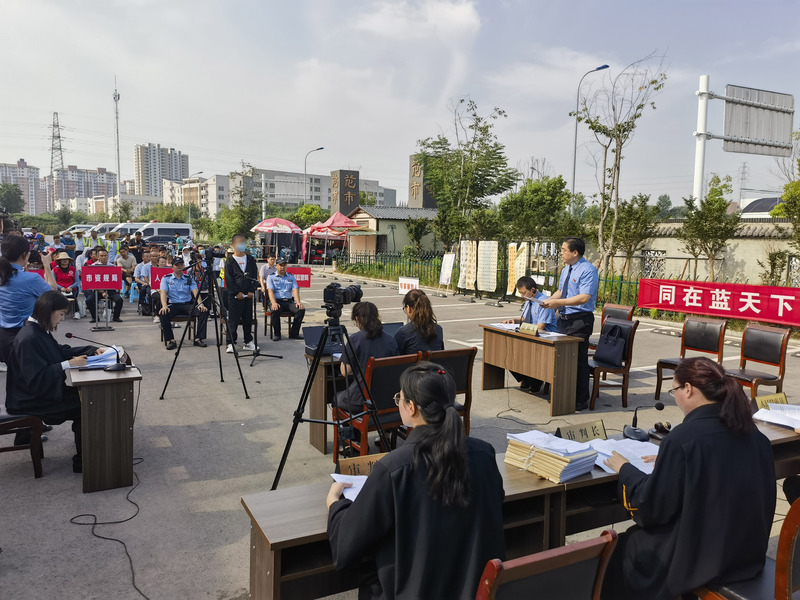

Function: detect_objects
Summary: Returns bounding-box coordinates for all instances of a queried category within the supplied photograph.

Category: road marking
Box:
[447,338,483,350]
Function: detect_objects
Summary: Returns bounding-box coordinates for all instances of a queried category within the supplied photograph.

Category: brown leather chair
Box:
[332,353,422,462]
[424,347,477,435]
[693,498,800,600]
[475,530,618,600]
[588,318,640,410]
[0,406,44,478]
[725,324,790,398]
[589,303,634,351]
[655,316,727,399]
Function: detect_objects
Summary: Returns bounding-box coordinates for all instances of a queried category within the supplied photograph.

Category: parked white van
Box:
[88,222,120,238]
[110,222,148,237]
[134,223,194,239]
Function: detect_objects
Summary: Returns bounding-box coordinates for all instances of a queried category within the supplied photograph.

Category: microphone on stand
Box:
[65,332,126,371]
[623,402,665,442]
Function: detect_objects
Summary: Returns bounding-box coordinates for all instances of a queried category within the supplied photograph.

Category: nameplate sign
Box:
[754,392,788,411]
[556,420,607,442]
[518,322,539,336]
[81,265,123,290]
[398,276,419,295]
[337,452,388,476]
[287,266,311,288]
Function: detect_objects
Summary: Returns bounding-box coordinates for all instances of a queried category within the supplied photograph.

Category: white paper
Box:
[753,408,800,430]
[508,430,593,456]
[538,331,566,338]
[489,322,519,331]
[590,438,660,475]
[331,473,368,501]
[768,403,800,416]
[70,345,124,369]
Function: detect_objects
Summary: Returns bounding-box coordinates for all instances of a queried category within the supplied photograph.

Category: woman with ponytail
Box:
[602,356,776,599]
[327,361,504,599]
[395,289,444,354]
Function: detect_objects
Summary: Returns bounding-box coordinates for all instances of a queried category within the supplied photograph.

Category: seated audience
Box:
[327,362,505,599]
[115,244,137,298]
[6,291,103,472]
[258,254,277,306]
[602,356,776,599]
[52,251,79,299]
[395,289,444,354]
[266,257,305,340]
[335,301,398,414]
[158,256,209,350]
[84,248,124,323]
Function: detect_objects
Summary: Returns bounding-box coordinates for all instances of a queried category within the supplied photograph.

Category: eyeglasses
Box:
[393,393,402,406]
[668,385,685,397]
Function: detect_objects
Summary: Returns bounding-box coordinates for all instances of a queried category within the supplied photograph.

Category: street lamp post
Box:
[571,64,609,196]
[303,147,324,207]
[186,170,203,224]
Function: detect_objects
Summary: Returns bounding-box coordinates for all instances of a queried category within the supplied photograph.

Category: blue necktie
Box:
[564,265,573,299]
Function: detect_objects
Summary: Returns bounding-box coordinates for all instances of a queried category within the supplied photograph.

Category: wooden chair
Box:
[725,324,790,398]
[160,315,196,342]
[589,303,634,350]
[693,497,800,600]
[332,353,422,462]
[424,347,477,435]
[263,306,293,340]
[588,318,640,410]
[0,406,44,478]
[475,529,618,600]
[655,316,727,399]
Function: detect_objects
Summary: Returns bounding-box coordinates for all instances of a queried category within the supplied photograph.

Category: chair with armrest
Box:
[655,316,727,399]
[588,318,639,410]
[693,497,800,600]
[424,347,477,435]
[588,303,634,351]
[0,405,44,478]
[724,323,790,399]
[475,529,618,600]
[332,352,422,463]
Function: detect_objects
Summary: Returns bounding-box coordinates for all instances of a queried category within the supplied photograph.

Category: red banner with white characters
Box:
[81,265,123,290]
[287,266,311,288]
[150,267,173,291]
[638,279,800,327]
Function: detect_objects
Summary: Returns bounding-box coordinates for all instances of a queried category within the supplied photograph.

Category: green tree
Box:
[614,194,660,276]
[192,216,217,239]
[55,207,73,229]
[290,204,329,229]
[0,183,25,214]
[575,53,667,275]
[405,217,431,255]
[656,194,673,220]
[416,97,518,250]
[113,200,134,222]
[676,174,740,281]
[774,171,800,251]
[498,176,570,241]
[466,207,505,242]
[359,191,377,206]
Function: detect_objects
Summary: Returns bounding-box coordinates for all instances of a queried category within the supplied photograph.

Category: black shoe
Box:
[289,334,304,340]
[575,401,590,412]
[73,454,82,474]
[42,424,53,433]
[89,319,96,323]
[273,335,281,341]
[193,339,207,347]
[519,382,532,392]
[112,317,123,322]
[166,340,177,350]
[530,382,543,394]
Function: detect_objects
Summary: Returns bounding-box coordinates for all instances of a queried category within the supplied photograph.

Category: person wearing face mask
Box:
[224,234,259,353]
[61,231,76,258]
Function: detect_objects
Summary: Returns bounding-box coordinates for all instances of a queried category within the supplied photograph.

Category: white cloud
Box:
[355,0,480,41]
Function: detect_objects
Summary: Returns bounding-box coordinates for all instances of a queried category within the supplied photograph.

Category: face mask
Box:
[236,243,247,252]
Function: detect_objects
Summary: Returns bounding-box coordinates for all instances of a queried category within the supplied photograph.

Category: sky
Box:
[2,0,799,208]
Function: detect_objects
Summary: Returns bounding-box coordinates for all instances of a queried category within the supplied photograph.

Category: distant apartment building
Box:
[163,175,230,218]
[54,196,91,214]
[106,193,162,219]
[133,143,189,197]
[0,158,42,215]
[121,179,136,194]
[49,166,118,207]
[229,168,396,211]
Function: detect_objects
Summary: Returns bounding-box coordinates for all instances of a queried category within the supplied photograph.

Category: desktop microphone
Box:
[64,332,126,371]
[623,402,665,442]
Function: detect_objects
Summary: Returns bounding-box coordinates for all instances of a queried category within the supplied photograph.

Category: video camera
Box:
[323,282,363,306]
[204,247,227,260]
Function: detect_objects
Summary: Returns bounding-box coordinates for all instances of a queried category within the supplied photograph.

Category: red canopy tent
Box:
[318,212,358,230]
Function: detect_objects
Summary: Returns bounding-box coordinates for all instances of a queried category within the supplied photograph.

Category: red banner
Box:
[287,266,311,288]
[151,267,173,291]
[638,279,800,327]
[81,265,123,290]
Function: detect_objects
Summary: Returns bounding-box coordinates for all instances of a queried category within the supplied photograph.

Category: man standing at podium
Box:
[542,238,598,411]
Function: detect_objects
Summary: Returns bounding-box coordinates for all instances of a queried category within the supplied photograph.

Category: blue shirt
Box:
[558,256,599,314]
[0,264,53,328]
[160,273,197,303]
[134,262,148,281]
[267,272,298,300]
[522,291,558,332]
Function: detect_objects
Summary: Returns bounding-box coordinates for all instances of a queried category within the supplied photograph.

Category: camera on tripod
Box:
[322,283,363,323]
[204,248,227,260]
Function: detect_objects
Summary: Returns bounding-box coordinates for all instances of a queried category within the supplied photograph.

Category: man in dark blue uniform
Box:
[158,256,209,350]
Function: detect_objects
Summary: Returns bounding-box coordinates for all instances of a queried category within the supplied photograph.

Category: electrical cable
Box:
[69,461,149,600]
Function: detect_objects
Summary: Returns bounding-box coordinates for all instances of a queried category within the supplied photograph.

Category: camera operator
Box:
[224,234,259,352]
[266,257,305,340]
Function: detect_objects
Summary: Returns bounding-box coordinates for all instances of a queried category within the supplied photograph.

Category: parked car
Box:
[87,222,120,238]
[65,224,93,234]
[142,235,180,246]
[134,223,193,240]
[109,222,147,238]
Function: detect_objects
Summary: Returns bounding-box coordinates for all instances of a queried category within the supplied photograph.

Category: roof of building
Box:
[741,197,781,214]
[348,206,438,220]
[652,220,789,239]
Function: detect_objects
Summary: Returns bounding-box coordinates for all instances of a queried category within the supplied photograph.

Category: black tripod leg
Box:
[159,306,194,400]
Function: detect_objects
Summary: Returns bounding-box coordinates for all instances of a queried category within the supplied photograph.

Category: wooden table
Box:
[67,366,142,493]
[241,455,559,600]
[306,354,344,455]
[480,325,581,416]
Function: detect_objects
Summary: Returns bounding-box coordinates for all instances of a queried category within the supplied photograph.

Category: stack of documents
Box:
[753,403,800,432]
[505,430,598,483]
[70,346,124,369]
[590,438,660,475]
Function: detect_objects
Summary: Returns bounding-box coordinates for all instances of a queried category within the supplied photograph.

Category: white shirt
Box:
[233,254,247,272]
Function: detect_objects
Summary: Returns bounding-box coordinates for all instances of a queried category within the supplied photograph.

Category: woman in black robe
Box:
[603,356,776,599]
[6,291,100,473]
[326,362,505,600]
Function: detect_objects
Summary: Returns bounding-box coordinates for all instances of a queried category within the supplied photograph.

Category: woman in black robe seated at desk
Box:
[394,289,443,355]
[335,301,398,415]
[603,356,776,600]
[6,291,101,473]
[327,362,505,599]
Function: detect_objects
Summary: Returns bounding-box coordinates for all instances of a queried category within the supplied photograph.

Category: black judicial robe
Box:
[5,321,95,417]
[328,429,505,600]
[610,402,776,600]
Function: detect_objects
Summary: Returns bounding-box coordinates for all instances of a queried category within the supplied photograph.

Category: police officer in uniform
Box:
[158,256,209,350]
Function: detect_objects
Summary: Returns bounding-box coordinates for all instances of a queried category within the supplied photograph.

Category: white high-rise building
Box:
[49,165,117,204]
[162,175,230,218]
[133,143,189,197]
[0,159,42,215]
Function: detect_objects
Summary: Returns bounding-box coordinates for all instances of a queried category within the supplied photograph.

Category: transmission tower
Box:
[113,77,121,197]
[737,161,750,204]
[49,112,65,212]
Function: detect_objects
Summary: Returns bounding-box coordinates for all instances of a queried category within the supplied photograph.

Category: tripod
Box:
[225,276,282,366]
[271,308,390,490]
[159,251,250,399]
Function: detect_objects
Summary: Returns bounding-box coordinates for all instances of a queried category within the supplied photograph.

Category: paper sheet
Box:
[489,322,519,331]
[590,438,660,475]
[753,408,800,430]
[70,345,124,369]
[331,473,368,501]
